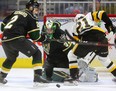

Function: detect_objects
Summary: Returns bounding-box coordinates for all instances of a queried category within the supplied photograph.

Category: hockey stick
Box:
[65,29,116,47]
[42,30,115,46]
[45,38,116,46]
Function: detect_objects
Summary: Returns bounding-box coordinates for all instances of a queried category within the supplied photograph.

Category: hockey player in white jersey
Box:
[65,10,116,85]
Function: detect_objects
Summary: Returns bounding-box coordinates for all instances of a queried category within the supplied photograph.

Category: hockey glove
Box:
[105,24,116,34]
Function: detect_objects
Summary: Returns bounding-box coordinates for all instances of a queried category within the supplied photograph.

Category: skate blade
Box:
[63,81,78,86]
[33,82,48,88]
[112,78,116,82]
[0,83,6,86]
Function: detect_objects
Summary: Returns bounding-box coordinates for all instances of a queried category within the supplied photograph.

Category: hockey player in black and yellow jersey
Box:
[66,10,116,85]
[0,0,48,86]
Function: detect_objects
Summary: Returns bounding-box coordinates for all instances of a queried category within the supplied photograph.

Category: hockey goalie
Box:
[41,20,98,84]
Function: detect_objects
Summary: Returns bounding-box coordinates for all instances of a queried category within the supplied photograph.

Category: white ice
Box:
[0,68,116,91]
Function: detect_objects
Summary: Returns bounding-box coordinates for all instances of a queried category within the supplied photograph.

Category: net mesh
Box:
[44,14,116,32]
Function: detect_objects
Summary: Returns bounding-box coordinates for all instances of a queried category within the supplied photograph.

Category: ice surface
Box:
[0,69,116,91]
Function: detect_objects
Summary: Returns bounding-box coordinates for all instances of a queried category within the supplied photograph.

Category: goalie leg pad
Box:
[79,67,98,82]
[78,58,88,70]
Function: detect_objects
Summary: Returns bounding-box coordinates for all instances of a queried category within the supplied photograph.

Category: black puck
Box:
[56,84,60,88]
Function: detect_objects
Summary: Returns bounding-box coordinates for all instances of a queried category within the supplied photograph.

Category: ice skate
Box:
[112,77,116,82]
[63,77,78,86]
[46,77,53,83]
[0,73,7,85]
[33,75,49,87]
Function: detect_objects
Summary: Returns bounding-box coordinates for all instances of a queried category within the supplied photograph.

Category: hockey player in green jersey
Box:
[0,0,48,86]
[42,20,74,82]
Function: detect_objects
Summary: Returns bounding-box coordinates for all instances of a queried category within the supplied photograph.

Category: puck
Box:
[56,84,60,88]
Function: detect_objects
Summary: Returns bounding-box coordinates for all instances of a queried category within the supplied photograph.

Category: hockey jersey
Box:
[73,10,115,39]
[1,9,43,42]
[42,22,73,60]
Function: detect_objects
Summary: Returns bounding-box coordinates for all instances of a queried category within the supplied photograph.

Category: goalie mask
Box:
[44,20,56,34]
[26,0,40,18]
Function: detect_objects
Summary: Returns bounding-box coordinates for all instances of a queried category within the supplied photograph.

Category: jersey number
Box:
[4,15,18,29]
[77,18,90,32]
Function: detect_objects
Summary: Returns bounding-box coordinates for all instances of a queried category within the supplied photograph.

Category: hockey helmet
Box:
[45,20,56,34]
[26,0,40,9]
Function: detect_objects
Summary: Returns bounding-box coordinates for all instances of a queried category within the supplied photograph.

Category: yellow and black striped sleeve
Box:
[91,10,113,26]
[91,10,105,22]
[91,10,115,33]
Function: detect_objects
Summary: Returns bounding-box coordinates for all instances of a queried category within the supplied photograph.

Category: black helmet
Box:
[26,0,39,9]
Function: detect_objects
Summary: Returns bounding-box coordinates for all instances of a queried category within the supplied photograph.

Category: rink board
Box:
[0,57,116,68]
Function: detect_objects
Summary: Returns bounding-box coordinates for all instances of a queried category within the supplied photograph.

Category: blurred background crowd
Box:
[0,0,116,20]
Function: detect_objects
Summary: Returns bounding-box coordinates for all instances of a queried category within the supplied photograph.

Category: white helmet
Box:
[74,14,85,22]
[45,20,56,34]
[45,20,54,29]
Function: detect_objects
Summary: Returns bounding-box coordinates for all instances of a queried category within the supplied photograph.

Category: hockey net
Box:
[44,14,116,31]
[43,14,116,72]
